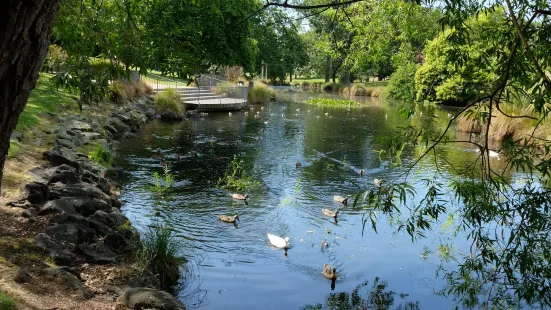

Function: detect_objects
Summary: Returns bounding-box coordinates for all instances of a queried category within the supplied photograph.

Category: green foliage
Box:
[217,156,259,191]
[151,165,174,194]
[248,82,276,105]
[301,277,419,310]
[137,225,186,289]
[306,98,357,106]
[42,44,67,73]
[155,89,182,114]
[387,62,418,101]
[88,144,113,167]
[0,291,16,310]
[414,11,509,105]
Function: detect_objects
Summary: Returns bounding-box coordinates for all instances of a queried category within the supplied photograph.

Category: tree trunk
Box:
[289,69,293,83]
[0,0,61,192]
[325,56,331,83]
[343,70,350,86]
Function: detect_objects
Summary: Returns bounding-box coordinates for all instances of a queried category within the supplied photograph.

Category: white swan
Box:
[267,233,290,248]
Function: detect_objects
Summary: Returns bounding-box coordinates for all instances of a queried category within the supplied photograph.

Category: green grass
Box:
[17,73,77,131]
[7,141,20,159]
[0,291,16,310]
[138,226,186,289]
[248,82,276,105]
[142,71,190,86]
[287,77,326,84]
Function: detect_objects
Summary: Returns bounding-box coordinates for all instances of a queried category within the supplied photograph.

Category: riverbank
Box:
[0,74,186,309]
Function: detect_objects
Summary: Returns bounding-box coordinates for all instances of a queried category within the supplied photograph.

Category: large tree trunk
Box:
[343,70,350,86]
[0,0,61,192]
[289,69,293,83]
[325,56,331,83]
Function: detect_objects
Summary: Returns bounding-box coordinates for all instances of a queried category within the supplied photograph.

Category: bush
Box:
[88,144,113,167]
[387,62,418,101]
[109,81,128,104]
[155,89,183,114]
[248,82,276,105]
[135,81,154,96]
[43,44,67,73]
[350,84,367,96]
[323,82,344,92]
[138,226,186,289]
[0,291,16,310]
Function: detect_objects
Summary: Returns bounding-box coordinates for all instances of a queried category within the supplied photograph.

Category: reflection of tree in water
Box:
[302,277,420,310]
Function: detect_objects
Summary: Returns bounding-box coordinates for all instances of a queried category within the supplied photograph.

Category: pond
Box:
[115,90,505,309]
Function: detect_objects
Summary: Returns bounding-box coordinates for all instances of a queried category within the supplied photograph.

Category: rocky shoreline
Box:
[6,97,186,309]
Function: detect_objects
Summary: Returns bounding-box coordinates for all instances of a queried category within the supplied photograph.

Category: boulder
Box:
[49,182,112,203]
[55,138,78,149]
[117,287,186,310]
[43,147,80,173]
[52,213,97,243]
[81,132,102,143]
[77,243,117,264]
[23,182,49,204]
[107,117,130,134]
[14,269,31,284]
[38,198,76,215]
[10,131,23,142]
[88,219,113,237]
[40,267,94,300]
[160,112,184,121]
[66,120,93,132]
[35,233,76,266]
[22,208,37,219]
[70,197,111,216]
[145,108,156,118]
[124,132,136,139]
[30,165,79,185]
[45,224,79,245]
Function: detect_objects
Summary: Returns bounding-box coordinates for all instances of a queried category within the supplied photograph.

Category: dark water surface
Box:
[115,91,503,309]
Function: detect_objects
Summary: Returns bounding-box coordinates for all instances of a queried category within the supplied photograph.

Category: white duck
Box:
[267,233,290,248]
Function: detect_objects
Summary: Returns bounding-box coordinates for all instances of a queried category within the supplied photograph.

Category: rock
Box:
[71,197,111,217]
[52,213,97,243]
[30,165,79,185]
[67,120,93,132]
[91,210,128,229]
[128,270,160,289]
[88,219,113,237]
[10,131,23,142]
[14,269,31,284]
[107,117,130,134]
[81,132,102,142]
[43,147,80,173]
[185,110,197,117]
[124,132,136,139]
[145,108,156,118]
[23,182,49,204]
[35,233,76,266]
[38,198,76,215]
[114,113,132,124]
[22,208,37,219]
[45,224,79,245]
[160,112,184,121]
[40,267,94,300]
[49,182,112,203]
[117,287,186,310]
[77,243,116,264]
[56,138,77,149]
[7,200,33,209]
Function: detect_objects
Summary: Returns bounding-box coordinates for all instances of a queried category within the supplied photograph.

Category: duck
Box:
[264,121,269,125]
[254,114,260,119]
[244,111,248,116]
[333,195,348,205]
[321,239,328,249]
[374,178,382,187]
[231,193,248,200]
[325,112,329,116]
[488,150,500,160]
[322,264,337,280]
[228,112,233,116]
[359,169,365,176]
[261,107,265,110]
[322,209,339,218]
[218,215,239,223]
[267,233,290,248]
[296,162,302,168]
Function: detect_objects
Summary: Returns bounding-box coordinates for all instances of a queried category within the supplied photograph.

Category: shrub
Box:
[135,81,154,96]
[155,89,183,114]
[109,81,128,104]
[43,44,67,73]
[138,226,186,289]
[301,81,311,89]
[88,144,113,167]
[350,84,367,96]
[0,291,16,310]
[387,62,418,101]
[370,87,382,97]
[323,82,344,92]
[248,82,276,105]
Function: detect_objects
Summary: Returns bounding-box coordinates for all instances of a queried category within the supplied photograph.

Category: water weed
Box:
[151,164,174,193]
[306,98,358,106]
[88,144,113,166]
[217,156,260,191]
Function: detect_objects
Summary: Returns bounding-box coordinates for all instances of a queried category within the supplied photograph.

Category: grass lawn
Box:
[16,73,77,131]
[287,77,388,87]
[141,71,189,86]
[0,290,16,310]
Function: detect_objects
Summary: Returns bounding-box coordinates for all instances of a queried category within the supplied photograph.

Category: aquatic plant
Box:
[137,225,187,289]
[306,98,358,106]
[248,81,276,105]
[151,165,174,193]
[217,156,259,191]
[88,144,113,166]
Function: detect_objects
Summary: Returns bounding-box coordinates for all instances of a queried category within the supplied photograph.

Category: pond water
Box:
[115,90,505,309]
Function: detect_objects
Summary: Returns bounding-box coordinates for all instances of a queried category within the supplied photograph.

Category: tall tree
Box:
[0,0,61,191]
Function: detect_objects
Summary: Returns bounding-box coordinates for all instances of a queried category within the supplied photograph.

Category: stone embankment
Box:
[7,97,185,310]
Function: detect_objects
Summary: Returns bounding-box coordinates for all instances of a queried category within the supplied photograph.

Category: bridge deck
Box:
[184,98,247,112]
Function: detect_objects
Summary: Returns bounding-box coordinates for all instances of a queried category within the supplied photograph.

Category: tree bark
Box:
[289,69,293,83]
[325,56,331,83]
[0,0,61,192]
[343,70,350,86]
